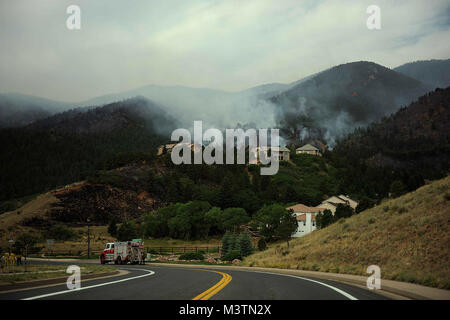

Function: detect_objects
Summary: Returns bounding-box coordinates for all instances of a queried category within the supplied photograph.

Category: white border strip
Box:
[236,269,358,300]
[22,268,155,300]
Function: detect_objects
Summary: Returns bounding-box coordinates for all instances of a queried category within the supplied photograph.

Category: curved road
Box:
[0,264,388,300]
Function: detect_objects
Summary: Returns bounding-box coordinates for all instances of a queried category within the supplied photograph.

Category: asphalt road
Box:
[0,263,388,300]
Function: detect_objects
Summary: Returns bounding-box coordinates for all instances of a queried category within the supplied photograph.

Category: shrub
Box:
[117,220,138,241]
[178,252,204,261]
[257,238,267,251]
[45,225,77,241]
[223,249,241,261]
[108,218,118,238]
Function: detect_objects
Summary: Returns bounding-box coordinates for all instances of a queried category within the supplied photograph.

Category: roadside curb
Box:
[0,270,124,293]
[148,263,450,300]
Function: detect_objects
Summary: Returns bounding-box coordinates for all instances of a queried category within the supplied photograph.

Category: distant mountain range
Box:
[26,96,177,136]
[1,59,449,146]
[394,59,450,89]
[272,61,433,145]
[0,93,74,128]
[334,87,450,171]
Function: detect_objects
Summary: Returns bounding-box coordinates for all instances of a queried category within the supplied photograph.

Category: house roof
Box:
[296,144,319,151]
[287,203,325,213]
[296,213,317,221]
[255,146,290,152]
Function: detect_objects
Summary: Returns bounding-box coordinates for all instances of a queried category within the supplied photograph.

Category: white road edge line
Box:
[22,268,155,300]
[237,270,358,300]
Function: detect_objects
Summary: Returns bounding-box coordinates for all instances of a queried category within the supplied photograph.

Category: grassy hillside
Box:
[243,175,450,289]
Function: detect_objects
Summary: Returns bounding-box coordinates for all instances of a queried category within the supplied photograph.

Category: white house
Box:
[316,195,358,215]
[286,203,325,237]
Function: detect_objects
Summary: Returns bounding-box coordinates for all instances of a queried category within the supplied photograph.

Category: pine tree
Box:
[231,233,241,252]
[239,230,253,257]
[221,232,232,258]
[107,218,118,238]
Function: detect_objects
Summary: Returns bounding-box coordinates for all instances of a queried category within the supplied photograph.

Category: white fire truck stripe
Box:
[22,268,155,300]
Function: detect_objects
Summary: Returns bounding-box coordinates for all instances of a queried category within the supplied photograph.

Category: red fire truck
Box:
[100,239,145,265]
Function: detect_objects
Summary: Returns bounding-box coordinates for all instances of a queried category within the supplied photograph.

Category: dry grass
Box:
[0,264,115,284]
[243,175,450,289]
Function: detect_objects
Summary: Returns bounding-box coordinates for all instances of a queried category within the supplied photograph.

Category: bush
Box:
[223,249,241,261]
[108,218,118,238]
[117,220,138,241]
[45,225,77,241]
[257,238,267,251]
[178,252,204,261]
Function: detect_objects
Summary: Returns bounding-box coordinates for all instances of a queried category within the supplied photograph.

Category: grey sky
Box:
[0,0,449,102]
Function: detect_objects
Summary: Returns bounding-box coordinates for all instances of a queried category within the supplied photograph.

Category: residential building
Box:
[250,146,290,164]
[316,195,358,215]
[296,143,321,156]
[286,203,325,237]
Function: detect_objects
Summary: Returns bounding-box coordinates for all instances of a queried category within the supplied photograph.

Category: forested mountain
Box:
[394,59,450,89]
[0,93,74,128]
[270,61,431,146]
[329,87,450,199]
[0,97,177,202]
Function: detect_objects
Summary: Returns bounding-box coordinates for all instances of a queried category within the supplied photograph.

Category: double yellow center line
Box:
[192,270,232,300]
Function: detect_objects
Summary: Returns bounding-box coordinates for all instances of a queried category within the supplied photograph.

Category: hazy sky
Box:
[0,0,449,101]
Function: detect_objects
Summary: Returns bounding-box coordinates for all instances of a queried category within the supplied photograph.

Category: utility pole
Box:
[87,218,91,259]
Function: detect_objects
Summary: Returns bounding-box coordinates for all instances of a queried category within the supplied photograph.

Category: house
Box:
[157,143,202,156]
[250,146,290,164]
[157,144,176,156]
[316,195,358,215]
[286,203,325,237]
[296,144,321,156]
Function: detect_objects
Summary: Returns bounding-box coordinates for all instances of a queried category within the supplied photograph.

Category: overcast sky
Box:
[0,0,449,102]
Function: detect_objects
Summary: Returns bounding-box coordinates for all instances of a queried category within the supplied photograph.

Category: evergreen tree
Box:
[239,230,253,257]
[231,232,240,252]
[221,232,232,258]
[117,220,138,241]
[316,209,334,229]
[390,180,407,198]
[108,218,118,238]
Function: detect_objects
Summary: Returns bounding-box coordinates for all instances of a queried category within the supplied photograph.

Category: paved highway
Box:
[0,263,387,300]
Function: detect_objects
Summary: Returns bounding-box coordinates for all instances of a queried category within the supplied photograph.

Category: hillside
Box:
[394,59,450,89]
[243,175,450,289]
[0,97,177,203]
[0,153,341,243]
[0,93,74,128]
[271,61,431,145]
[328,87,450,199]
[335,87,450,168]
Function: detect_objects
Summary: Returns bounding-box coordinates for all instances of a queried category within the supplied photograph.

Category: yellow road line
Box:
[192,270,232,300]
